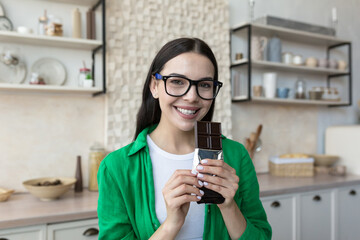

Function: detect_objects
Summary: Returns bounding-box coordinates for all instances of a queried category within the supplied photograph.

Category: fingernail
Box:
[197,173,204,178]
[204,182,209,186]
[200,190,204,195]
[197,165,204,170]
[201,159,208,164]
[198,180,204,186]
[191,169,197,175]
[197,196,202,200]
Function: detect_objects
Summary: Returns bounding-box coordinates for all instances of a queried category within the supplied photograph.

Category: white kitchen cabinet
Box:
[0,224,46,240]
[299,189,334,240]
[337,185,360,240]
[47,218,98,240]
[261,194,296,240]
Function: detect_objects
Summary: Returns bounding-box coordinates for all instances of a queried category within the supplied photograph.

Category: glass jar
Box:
[88,142,105,191]
[78,68,91,87]
[295,78,306,99]
[38,10,48,35]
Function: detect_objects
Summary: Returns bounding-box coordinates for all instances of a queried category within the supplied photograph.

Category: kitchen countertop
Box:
[0,189,98,230]
[258,173,360,197]
[2,173,360,230]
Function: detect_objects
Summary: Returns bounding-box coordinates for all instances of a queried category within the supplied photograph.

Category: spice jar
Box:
[38,10,48,35]
[88,142,105,191]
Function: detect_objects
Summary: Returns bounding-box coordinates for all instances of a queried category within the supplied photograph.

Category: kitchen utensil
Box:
[23,177,76,201]
[0,187,14,202]
[245,124,263,159]
[276,87,290,98]
[251,36,268,61]
[267,36,282,62]
[292,54,303,65]
[305,57,318,67]
[337,60,347,71]
[31,58,67,85]
[310,154,339,166]
[263,72,277,98]
[253,85,263,97]
[282,52,293,64]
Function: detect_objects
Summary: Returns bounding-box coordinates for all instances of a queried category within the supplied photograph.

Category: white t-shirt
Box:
[147,135,204,240]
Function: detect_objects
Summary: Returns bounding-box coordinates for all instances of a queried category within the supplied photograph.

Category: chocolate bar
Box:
[193,121,225,204]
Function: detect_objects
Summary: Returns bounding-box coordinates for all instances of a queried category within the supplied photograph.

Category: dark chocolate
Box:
[195,121,222,150]
[195,121,225,204]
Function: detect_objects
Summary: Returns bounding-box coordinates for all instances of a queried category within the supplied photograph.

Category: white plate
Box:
[31,58,67,85]
[0,61,27,84]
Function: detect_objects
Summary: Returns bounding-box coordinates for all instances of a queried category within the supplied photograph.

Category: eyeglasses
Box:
[154,73,223,100]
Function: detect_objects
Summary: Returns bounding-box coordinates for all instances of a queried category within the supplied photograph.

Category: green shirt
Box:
[97,126,272,239]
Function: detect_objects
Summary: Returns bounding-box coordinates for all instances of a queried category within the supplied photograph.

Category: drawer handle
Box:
[350,190,357,196]
[83,227,99,236]
[313,195,322,201]
[271,201,281,208]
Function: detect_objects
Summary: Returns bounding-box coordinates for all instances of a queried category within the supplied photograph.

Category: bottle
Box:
[72,8,81,38]
[89,143,105,191]
[75,156,83,192]
[38,10,48,35]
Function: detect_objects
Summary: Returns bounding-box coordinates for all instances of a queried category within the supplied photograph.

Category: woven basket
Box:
[269,156,314,177]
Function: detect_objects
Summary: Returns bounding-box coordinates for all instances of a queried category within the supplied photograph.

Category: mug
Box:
[276,87,290,98]
[305,57,318,68]
[337,60,347,71]
[253,85,263,97]
[251,36,268,61]
[282,52,293,65]
[318,59,328,68]
[292,54,303,65]
[328,59,338,69]
[263,72,277,98]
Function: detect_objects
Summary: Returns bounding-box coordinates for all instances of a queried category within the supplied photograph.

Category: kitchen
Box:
[0,0,360,239]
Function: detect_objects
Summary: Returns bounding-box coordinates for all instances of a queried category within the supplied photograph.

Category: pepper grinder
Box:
[75,155,83,192]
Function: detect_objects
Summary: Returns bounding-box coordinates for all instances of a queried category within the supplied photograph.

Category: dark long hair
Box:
[133,38,219,140]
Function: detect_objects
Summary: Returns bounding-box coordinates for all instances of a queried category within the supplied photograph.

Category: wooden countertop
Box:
[0,190,98,230]
[2,174,360,230]
[258,173,360,197]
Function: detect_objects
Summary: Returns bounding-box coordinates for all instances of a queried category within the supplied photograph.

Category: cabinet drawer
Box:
[338,185,360,240]
[299,190,333,240]
[261,195,295,240]
[47,219,98,240]
[0,225,46,240]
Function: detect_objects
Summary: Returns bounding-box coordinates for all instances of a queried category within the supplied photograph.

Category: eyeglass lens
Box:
[165,76,216,99]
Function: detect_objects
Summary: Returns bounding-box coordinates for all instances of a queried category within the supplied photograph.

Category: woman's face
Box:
[150,52,215,133]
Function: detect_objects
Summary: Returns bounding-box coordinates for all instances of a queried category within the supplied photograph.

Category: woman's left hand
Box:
[196,159,239,209]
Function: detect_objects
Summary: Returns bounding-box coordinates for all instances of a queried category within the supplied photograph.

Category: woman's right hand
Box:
[161,169,204,233]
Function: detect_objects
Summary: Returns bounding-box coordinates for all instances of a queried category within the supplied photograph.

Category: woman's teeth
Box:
[177,107,197,115]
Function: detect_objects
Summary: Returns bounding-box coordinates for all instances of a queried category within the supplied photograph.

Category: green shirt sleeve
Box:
[237,145,272,239]
[97,160,138,240]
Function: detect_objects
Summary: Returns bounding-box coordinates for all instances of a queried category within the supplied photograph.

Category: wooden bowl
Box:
[0,187,15,202]
[311,154,339,167]
[23,177,77,201]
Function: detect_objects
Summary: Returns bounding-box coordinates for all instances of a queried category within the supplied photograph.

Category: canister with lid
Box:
[89,142,105,191]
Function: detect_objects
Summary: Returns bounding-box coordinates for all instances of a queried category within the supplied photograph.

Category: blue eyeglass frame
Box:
[154,73,223,100]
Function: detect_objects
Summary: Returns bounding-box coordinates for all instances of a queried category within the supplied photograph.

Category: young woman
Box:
[97,38,271,239]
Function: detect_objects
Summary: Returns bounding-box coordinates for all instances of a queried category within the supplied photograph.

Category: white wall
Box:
[229,0,360,172]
